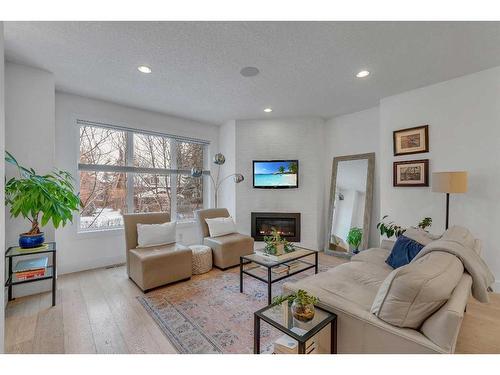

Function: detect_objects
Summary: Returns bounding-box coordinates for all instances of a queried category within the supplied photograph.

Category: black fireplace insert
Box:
[251,212,301,242]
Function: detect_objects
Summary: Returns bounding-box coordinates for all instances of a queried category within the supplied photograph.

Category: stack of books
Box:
[271,261,301,275]
[14,256,49,280]
[273,327,317,354]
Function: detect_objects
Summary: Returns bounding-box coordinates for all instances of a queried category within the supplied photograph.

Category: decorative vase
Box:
[19,232,45,249]
[352,247,360,255]
[291,300,315,322]
[275,243,285,256]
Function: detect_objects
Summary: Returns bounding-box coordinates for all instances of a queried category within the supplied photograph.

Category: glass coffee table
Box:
[240,247,318,305]
[254,301,337,354]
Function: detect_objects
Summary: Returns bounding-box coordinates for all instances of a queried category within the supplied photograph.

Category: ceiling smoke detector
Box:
[240,66,260,77]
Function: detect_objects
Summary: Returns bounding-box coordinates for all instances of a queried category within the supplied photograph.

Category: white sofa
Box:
[283,238,479,354]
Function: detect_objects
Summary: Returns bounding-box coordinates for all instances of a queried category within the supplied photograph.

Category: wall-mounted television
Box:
[253,160,299,189]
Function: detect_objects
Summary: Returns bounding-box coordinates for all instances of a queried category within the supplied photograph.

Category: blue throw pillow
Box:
[386,235,425,269]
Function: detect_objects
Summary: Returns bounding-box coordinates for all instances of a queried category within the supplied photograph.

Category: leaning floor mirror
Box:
[326,153,375,257]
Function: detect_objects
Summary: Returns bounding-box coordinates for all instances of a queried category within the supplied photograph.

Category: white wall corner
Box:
[217,120,237,217]
[0,20,6,354]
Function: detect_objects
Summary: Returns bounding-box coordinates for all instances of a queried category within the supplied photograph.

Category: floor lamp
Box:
[191,153,244,208]
[431,171,468,230]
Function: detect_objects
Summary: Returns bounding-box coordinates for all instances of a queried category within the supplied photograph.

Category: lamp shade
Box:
[432,171,468,193]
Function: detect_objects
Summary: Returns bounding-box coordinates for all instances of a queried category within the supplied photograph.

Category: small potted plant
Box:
[263,228,295,256]
[347,227,363,254]
[272,289,319,322]
[5,152,80,248]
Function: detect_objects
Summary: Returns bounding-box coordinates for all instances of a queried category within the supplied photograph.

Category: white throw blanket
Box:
[412,226,494,303]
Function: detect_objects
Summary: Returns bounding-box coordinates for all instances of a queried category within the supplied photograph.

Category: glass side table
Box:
[254,300,337,354]
[5,242,57,307]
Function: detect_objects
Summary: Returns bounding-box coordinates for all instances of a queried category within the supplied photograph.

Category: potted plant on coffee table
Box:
[4,151,80,248]
[272,289,319,322]
[263,228,295,256]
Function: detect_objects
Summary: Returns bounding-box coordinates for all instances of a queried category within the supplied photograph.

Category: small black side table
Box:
[254,301,337,354]
[5,242,57,307]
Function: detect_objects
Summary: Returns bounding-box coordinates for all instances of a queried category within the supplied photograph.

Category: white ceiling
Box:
[4,21,500,125]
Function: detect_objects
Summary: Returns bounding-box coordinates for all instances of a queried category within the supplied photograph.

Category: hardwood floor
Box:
[4,253,500,354]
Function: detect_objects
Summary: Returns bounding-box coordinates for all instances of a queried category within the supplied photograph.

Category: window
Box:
[78,120,207,231]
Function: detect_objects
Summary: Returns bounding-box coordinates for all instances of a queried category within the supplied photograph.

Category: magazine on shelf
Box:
[13,256,49,273]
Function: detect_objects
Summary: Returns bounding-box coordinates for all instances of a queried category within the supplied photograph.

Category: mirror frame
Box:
[326,152,375,255]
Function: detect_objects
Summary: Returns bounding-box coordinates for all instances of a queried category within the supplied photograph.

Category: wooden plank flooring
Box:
[4,253,500,354]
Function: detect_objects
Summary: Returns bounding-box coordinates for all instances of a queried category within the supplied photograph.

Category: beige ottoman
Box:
[190,245,213,274]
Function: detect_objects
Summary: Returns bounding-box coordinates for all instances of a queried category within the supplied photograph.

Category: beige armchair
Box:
[194,208,254,269]
[123,212,192,292]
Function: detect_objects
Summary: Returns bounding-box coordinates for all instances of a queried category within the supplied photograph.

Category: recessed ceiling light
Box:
[240,66,260,77]
[137,65,152,74]
[264,108,273,113]
[356,70,370,78]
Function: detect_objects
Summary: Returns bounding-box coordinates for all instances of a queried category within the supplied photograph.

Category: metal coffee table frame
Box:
[240,248,318,305]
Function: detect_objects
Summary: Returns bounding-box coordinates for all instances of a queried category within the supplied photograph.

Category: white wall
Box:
[5,63,56,245]
[379,66,500,290]
[234,117,325,250]
[0,21,5,354]
[55,92,219,274]
[4,63,55,298]
[218,120,236,216]
[324,107,381,248]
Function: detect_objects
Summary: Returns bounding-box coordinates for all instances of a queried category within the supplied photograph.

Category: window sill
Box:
[76,227,124,238]
[76,220,197,236]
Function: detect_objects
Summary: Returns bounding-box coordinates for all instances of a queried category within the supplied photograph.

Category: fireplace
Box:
[251,212,301,242]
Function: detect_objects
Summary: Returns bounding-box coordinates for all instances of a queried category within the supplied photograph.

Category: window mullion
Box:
[170,139,178,221]
[126,131,134,213]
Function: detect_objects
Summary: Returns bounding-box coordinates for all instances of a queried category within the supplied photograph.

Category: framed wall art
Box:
[393,159,429,187]
[393,125,429,156]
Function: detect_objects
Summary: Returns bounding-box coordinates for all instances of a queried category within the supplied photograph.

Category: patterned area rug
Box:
[138,264,333,354]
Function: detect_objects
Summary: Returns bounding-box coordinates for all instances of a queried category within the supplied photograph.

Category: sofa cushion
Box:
[286,261,392,311]
[136,221,176,248]
[385,227,438,268]
[351,248,392,270]
[385,235,425,269]
[203,233,254,269]
[371,251,464,328]
[205,216,237,237]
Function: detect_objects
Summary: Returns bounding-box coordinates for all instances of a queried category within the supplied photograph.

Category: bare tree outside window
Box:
[134,173,171,214]
[78,122,206,230]
[176,142,204,220]
[79,126,127,229]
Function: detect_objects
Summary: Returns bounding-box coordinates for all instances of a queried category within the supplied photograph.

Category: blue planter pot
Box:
[19,232,45,249]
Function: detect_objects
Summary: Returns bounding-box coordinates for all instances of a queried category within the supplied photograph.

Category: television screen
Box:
[253,160,299,189]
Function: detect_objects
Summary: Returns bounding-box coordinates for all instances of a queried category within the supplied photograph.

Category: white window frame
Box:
[77,119,209,232]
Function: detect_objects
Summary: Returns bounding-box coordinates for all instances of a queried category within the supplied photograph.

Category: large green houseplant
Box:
[376,215,433,239]
[5,151,80,248]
